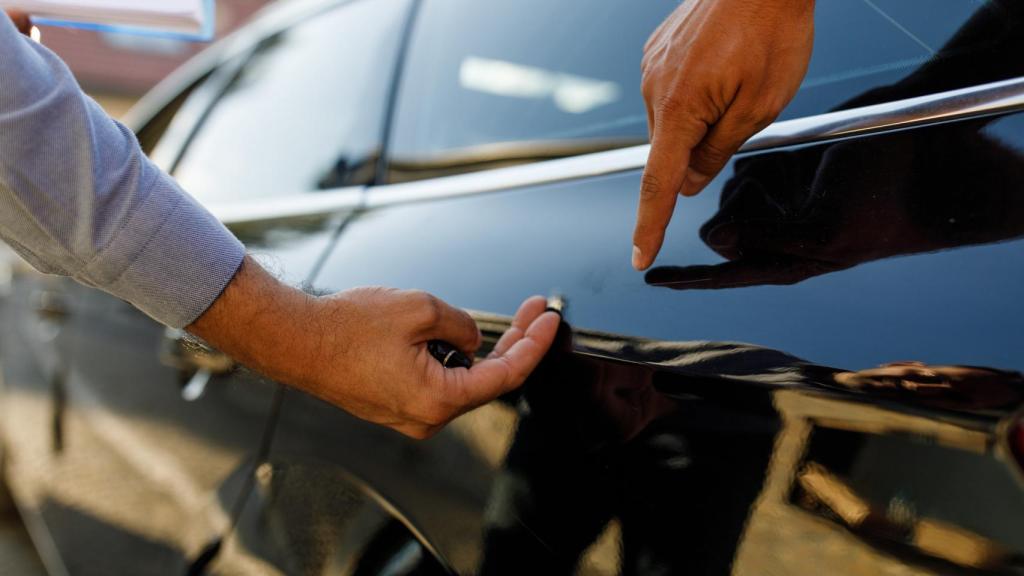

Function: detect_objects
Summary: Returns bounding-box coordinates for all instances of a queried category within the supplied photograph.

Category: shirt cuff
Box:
[76,172,246,329]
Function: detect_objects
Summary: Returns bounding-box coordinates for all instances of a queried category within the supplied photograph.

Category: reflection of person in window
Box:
[832,363,1024,411]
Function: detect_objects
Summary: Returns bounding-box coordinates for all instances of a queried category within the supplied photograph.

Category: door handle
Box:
[160,328,235,401]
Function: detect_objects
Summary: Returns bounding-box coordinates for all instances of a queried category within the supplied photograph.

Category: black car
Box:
[3,0,1024,574]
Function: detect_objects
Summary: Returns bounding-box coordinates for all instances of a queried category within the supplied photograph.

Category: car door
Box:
[0,1,412,574]
[214,1,1024,575]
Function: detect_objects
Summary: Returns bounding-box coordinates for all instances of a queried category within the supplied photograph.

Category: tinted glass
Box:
[135,78,200,157]
[173,0,411,204]
[137,62,234,171]
[386,0,1019,182]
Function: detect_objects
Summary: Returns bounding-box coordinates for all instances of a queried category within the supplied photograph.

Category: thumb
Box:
[447,307,560,411]
[412,292,481,357]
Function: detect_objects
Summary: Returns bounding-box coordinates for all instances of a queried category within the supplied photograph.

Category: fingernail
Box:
[683,171,709,196]
[632,245,646,271]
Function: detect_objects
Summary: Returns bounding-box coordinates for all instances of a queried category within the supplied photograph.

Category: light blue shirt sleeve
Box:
[0,14,245,328]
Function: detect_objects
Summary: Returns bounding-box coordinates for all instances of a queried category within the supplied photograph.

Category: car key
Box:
[428,340,473,369]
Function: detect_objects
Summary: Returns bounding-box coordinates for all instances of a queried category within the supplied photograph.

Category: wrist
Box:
[187,255,319,387]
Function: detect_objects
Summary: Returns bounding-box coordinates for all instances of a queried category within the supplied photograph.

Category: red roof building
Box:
[39,0,272,97]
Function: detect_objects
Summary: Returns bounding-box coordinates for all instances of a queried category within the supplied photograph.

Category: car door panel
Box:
[237,108,1024,575]
[3,0,1023,573]
[184,0,1024,572]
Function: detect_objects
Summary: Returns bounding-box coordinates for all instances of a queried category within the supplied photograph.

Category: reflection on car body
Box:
[2,0,1024,575]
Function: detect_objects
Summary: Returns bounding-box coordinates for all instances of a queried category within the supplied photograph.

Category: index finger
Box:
[633,105,709,271]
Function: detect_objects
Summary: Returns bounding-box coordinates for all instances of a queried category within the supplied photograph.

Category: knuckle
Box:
[495,356,522,391]
[639,173,667,203]
[421,403,452,427]
[640,175,660,199]
[736,101,779,129]
[640,75,657,100]
[656,92,687,121]
[656,91,713,137]
[413,291,443,326]
[694,140,732,169]
[408,390,454,427]
[353,285,393,306]
[732,105,764,127]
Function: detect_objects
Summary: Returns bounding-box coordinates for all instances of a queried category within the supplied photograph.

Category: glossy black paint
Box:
[227,316,1024,574]
[281,13,1024,565]
[2,0,1024,575]
[226,98,1024,575]
[320,118,1024,374]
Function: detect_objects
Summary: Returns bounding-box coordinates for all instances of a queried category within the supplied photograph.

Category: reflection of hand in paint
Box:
[647,121,1024,290]
[588,362,678,442]
[833,362,1024,410]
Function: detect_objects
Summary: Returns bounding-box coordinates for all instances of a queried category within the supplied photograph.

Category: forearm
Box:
[0,12,559,440]
[187,256,321,389]
[0,13,244,327]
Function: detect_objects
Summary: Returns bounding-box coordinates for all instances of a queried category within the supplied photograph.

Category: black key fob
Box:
[427,340,473,369]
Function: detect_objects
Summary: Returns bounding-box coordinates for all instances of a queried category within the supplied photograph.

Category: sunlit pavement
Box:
[0,93,138,576]
[0,96,133,575]
[0,248,46,575]
[0,503,46,575]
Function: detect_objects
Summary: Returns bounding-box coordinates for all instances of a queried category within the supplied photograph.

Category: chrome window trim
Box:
[207,186,365,225]
[743,76,1024,152]
[365,76,1024,209]
[206,76,1024,223]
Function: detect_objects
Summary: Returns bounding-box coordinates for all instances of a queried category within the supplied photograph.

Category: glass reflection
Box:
[172,0,410,203]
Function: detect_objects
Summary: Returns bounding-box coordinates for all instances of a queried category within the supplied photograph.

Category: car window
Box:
[135,59,239,172]
[172,0,411,204]
[135,78,202,158]
[385,0,1018,183]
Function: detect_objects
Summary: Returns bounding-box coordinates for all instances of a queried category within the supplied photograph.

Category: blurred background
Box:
[1,6,274,572]
[38,0,274,117]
